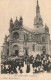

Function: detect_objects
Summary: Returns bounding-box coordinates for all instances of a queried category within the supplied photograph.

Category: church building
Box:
[1,0,51,57]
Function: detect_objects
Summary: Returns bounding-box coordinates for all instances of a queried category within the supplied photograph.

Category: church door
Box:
[42,46,46,54]
[13,45,19,56]
[15,50,19,56]
[25,49,28,57]
[43,50,46,54]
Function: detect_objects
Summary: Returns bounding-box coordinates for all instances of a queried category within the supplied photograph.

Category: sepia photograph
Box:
[0,0,51,80]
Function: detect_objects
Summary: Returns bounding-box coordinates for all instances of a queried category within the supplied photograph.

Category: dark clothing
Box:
[26,64,30,73]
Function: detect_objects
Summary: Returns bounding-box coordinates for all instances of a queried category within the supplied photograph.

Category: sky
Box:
[0,0,51,52]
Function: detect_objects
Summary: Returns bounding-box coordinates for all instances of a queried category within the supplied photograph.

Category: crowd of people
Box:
[1,53,51,74]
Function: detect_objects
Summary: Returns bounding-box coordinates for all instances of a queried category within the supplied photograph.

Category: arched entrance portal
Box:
[13,45,19,56]
[42,46,46,54]
[25,49,28,56]
[24,47,29,57]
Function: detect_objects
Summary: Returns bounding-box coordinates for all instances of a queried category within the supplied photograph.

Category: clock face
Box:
[13,32,19,39]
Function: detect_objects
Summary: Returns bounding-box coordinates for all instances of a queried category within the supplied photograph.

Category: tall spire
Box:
[36,0,40,16]
[37,0,38,5]
[34,0,43,28]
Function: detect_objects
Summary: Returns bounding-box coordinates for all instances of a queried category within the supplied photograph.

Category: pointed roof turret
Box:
[45,24,49,33]
[20,16,23,20]
[10,18,13,22]
[15,17,18,22]
[14,17,19,27]
[19,16,23,26]
[10,18,13,27]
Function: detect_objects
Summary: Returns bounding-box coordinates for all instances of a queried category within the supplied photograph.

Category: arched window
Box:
[24,34,28,41]
[7,49,9,56]
[13,45,18,48]
[42,36,45,42]
[13,32,19,39]
[42,46,46,50]
[24,35,25,40]
[13,45,18,50]
[33,44,35,51]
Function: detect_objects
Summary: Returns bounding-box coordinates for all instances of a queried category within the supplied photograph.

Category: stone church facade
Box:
[1,0,51,57]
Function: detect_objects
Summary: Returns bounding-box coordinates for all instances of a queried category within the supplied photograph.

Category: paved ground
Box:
[0,72,51,80]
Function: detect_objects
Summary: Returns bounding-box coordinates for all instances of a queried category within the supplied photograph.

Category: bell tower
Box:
[34,0,43,28]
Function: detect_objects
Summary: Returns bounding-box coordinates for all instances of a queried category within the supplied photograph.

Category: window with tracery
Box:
[33,44,35,51]
[24,34,28,41]
[42,36,45,42]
